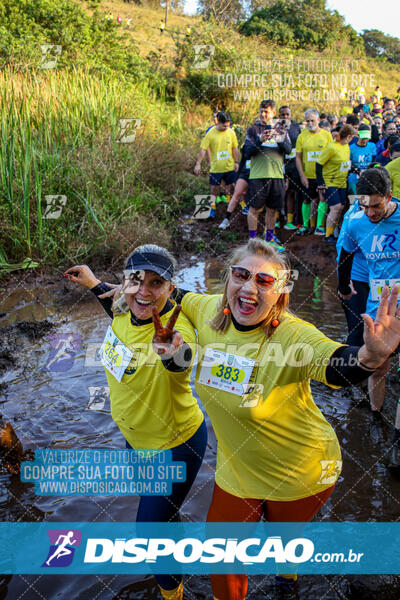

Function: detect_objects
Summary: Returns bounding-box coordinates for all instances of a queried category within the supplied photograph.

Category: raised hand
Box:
[64,265,100,289]
[152,305,183,356]
[358,285,400,368]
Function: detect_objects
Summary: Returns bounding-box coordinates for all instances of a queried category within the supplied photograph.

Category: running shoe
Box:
[324,234,336,244]
[275,576,299,600]
[241,206,249,215]
[314,227,325,236]
[296,225,310,235]
[216,195,227,204]
[283,222,297,231]
[215,196,222,204]
[267,235,285,253]
[218,218,230,230]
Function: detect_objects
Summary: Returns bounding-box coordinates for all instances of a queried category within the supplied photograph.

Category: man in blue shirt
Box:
[336,198,370,346]
[348,124,376,194]
[338,167,400,471]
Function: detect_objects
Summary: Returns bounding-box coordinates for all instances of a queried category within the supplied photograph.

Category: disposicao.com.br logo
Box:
[0,522,373,574]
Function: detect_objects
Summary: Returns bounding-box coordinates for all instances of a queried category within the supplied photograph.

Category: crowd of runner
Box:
[195,89,400,248]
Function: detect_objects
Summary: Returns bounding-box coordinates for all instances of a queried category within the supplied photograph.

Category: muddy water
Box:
[1,261,400,600]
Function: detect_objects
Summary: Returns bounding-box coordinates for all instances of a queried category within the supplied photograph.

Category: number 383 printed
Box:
[211,363,245,383]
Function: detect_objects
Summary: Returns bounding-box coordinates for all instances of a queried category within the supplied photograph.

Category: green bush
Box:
[0,0,149,78]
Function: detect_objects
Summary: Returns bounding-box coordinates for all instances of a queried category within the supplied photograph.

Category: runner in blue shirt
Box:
[337,167,400,472]
[336,198,370,346]
[348,124,376,194]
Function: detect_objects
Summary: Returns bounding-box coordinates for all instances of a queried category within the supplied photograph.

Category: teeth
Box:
[135,298,152,306]
[239,297,257,304]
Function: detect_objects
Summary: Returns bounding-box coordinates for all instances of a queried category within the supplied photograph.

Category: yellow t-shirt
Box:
[317,141,351,188]
[200,127,238,173]
[340,106,353,116]
[182,293,344,501]
[296,128,332,179]
[385,157,400,199]
[103,305,203,449]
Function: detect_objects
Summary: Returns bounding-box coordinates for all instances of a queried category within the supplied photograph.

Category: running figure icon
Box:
[45,531,77,566]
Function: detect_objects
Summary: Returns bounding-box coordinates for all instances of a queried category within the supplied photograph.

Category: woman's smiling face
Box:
[123,270,173,319]
[227,255,281,326]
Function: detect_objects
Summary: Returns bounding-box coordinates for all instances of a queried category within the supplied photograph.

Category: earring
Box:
[271,306,279,327]
[223,306,231,315]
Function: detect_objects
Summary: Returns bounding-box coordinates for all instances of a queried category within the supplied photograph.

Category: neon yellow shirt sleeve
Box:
[231,129,239,149]
[200,131,211,151]
[317,142,335,166]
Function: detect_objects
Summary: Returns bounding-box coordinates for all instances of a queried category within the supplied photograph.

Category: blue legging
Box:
[340,279,370,346]
[125,418,207,590]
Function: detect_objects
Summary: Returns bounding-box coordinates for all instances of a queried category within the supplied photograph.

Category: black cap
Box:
[125,251,174,281]
[390,141,400,154]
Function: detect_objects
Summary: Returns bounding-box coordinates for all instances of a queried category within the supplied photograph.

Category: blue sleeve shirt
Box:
[336,200,369,283]
[350,142,376,170]
[343,202,400,318]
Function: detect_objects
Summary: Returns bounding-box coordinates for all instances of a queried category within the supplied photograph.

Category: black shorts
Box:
[209,171,237,186]
[325,186,347,207]
[248,178,286,211]
[301,178,319,203]
[285,162,301,192]
[236,168,250,183]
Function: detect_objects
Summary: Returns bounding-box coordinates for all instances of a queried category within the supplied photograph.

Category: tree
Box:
[240,0,363,52]
[362,30,400,64]
[247,0,274,14]
[197,0,245,24]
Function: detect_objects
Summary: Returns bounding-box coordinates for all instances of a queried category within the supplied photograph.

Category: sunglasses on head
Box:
[230,266,276,288]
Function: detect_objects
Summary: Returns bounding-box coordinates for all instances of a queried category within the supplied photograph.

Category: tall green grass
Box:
[0,67,199,271]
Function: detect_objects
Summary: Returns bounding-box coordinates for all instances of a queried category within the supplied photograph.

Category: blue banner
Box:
[0,522,398,574]
[20,449,186,496]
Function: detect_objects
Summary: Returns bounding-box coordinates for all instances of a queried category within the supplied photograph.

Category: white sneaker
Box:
[218,218,230,229]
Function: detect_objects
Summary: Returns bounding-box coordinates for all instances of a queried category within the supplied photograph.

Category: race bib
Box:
[340,160,351,172]
[198,348,255,396]
[285,149,296,160]
[101,326,134,382]
[370,278,400,302]
[261,140,278,148]
[217,150,230,161]
[307,150,321,162]
[245,160,251,170]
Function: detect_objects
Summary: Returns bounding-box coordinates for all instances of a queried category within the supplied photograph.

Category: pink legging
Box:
[207,483,335,600]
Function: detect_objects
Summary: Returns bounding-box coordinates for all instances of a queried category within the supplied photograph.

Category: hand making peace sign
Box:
[152,305,184,356]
